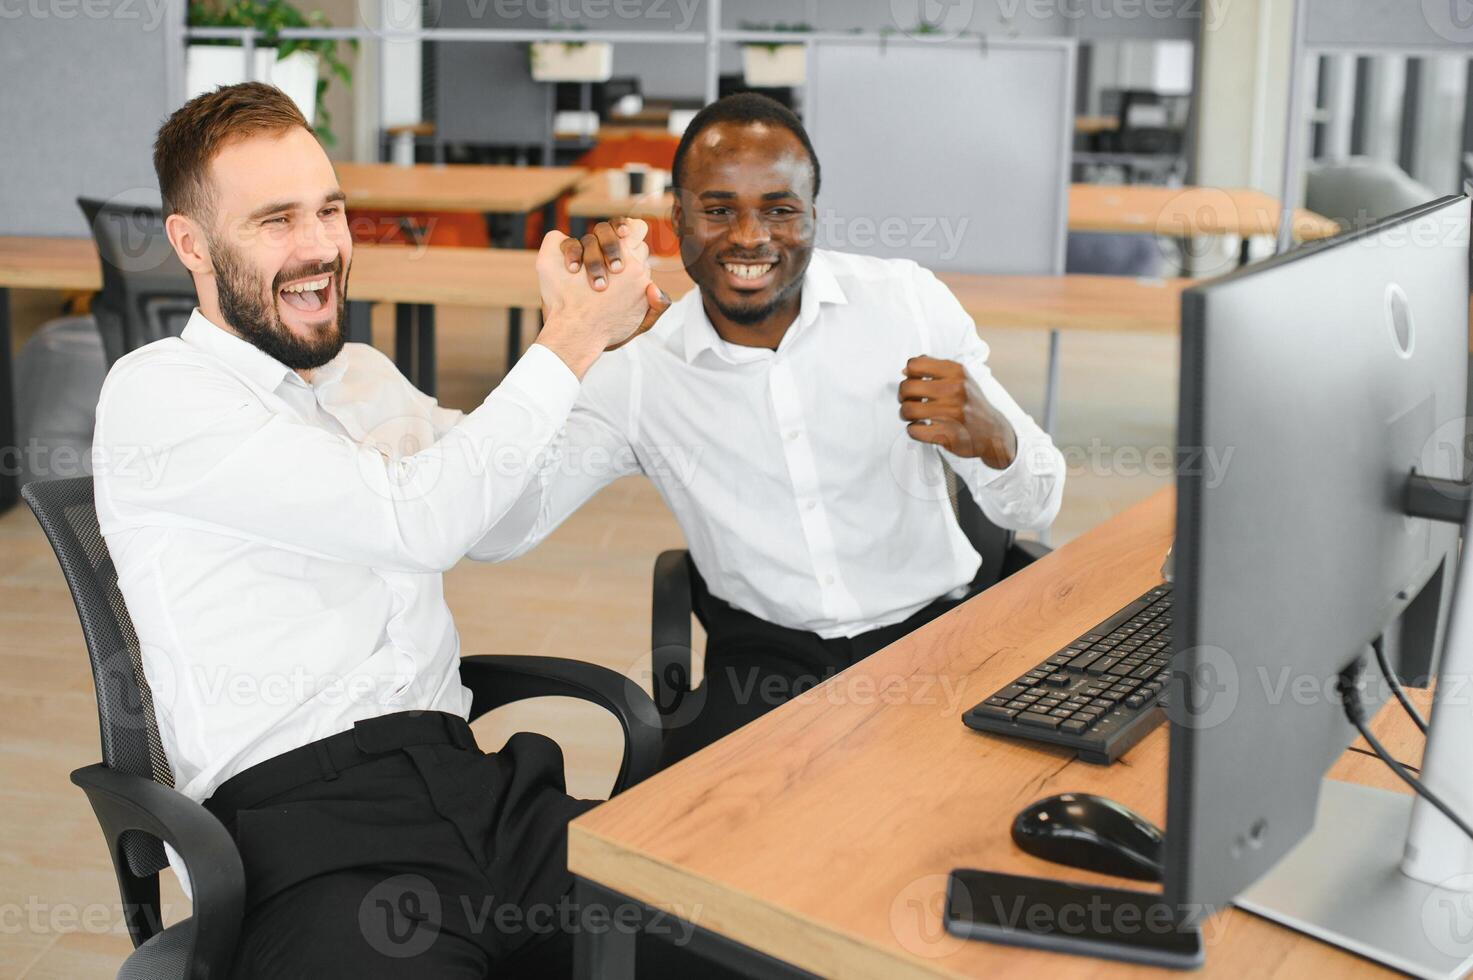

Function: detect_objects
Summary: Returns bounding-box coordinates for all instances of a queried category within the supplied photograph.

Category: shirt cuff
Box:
[943,442,1021,490]
[499,342,582,421]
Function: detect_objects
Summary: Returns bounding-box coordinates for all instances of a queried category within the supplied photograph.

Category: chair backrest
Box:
[944,463,1015,592]
[22,476,174,877]
[77,197,196,365]
[1304,157,1438,230]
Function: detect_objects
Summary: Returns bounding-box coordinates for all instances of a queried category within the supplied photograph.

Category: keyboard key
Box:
[1049,707,1075,719]
[995,684,1031,700]
[1043,673,1072,688]
[1126,694,1148,709]
[1017,710,1062,729]
[1061,719,1089,734]
[985,696,1010,707]
[1067,649,1106,671]
[1087,656,1122,675]
[1047,654,1073,666]
[1093,696,1118,707]
[973,704,1020,721]
[1106,661,1136,677]
[1017,692,1042,704]
[1131,662,1162,680]
[1037,697,1064,709]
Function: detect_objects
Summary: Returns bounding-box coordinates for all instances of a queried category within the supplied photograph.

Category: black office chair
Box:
[1111,91,1187,158]
[22,476,663,980]
[648,466,1052,717]
[77,197,197,366]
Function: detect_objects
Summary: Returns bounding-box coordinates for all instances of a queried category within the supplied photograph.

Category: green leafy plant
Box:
[188,0,356,147]
[738,21,813,54]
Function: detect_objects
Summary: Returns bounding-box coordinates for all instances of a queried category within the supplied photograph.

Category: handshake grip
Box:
[533,221,671,377]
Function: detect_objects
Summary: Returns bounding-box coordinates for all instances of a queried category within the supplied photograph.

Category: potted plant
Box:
[530,27,613,83]
[740,22,810,88]
[187,0,356,146]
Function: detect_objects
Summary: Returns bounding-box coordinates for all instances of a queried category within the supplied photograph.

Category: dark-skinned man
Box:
[492,93,1065,763]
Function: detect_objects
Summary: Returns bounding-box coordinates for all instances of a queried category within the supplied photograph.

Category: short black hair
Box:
[671,92,821,198]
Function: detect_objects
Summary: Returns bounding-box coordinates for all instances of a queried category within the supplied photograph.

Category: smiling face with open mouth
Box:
[198,125,354,371]
[673,120,817,344]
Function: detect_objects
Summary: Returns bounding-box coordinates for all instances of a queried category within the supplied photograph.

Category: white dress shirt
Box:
[492,249,1066,638]
[93,310,580,806]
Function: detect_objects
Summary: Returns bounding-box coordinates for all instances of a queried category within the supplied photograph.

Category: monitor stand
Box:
[1235,778,1473,980]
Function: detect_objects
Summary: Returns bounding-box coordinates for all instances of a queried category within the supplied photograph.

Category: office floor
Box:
[0,303,1176,977]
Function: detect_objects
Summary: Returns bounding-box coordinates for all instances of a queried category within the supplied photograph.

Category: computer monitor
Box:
[1169,195,1472,977]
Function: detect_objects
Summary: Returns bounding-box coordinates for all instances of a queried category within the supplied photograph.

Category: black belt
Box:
[203,710,476,821]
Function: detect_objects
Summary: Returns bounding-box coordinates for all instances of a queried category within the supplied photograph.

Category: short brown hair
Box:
[154,82,311,219]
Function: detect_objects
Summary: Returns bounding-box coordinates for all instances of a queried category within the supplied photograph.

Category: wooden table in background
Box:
[569,177,1343,271]
[1068,184,1342,267]
[569,489,1428,979]
[336,162,585,243]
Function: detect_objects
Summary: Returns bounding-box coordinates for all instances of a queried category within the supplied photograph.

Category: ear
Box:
[165,212,213,277]
[670,188,691,243]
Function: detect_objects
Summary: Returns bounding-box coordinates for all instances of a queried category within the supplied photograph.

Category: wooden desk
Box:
[0,234,1206,505]
[1075,115,1120,135]
[1068,184,1342,267]
[335,162,586,245]
[566,176,1342,269]
[569,489,1429,979]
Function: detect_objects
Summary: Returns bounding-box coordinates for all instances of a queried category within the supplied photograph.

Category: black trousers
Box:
[204,710,729,979]
[659,568,974,766]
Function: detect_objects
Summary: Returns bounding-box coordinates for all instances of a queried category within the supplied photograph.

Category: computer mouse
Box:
[1011,793,1164,881]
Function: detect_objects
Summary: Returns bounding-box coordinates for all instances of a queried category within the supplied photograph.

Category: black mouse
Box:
[1012,793,1164,881]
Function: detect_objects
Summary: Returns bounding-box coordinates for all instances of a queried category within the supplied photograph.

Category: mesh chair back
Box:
[22,477,174,876]
[77,197,196,365]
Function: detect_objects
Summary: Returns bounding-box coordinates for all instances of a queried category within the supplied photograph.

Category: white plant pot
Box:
[742,44,806,87]
[530,41,614,83]
[185,45,318,126]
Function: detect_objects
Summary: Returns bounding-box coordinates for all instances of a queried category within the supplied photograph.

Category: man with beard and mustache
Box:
[91,83,681,976]
[498,93,1067,764]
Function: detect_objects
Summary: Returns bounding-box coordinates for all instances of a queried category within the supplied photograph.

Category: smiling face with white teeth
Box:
[673,120,817,349]
[165,124,353,375]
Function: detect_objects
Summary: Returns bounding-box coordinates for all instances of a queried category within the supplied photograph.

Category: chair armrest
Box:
[651,549,694,718]
[1001,538,1053,579]
[460,655,662,794]
[70,764,243,979]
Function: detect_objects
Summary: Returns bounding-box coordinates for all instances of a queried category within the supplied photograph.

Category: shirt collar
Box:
[679,249,848,364]
[180,308,348,391]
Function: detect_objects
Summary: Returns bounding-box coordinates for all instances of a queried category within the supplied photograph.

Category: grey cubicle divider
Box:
[804,37,1074,275]
[0,2,182,237]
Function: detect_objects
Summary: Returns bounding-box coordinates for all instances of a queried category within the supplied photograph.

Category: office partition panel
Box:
[804,37,1074,275]
[0,1,183,236]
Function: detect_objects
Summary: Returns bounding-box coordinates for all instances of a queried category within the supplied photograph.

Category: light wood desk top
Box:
[1069,184,1342,242]
[0,236,546,309]
[567,171,675,221]
[570,488,1427,979]
[334,162,586,214]
[0,237,1194,337]
[565,175,1343,244]
[1075,115,1120,135]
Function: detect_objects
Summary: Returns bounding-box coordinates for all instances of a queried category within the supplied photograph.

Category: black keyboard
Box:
[962,584,1172,764]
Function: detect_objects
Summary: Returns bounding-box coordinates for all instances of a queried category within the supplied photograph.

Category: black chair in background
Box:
[1111,91,1187,157]
[77,197,196,366]
[648,467,1052,719]
[23,476,663,979]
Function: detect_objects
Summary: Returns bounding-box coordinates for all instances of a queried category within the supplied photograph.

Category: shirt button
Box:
[786,430,800,441]
[804,500,817,511]
[823,573,836,586]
